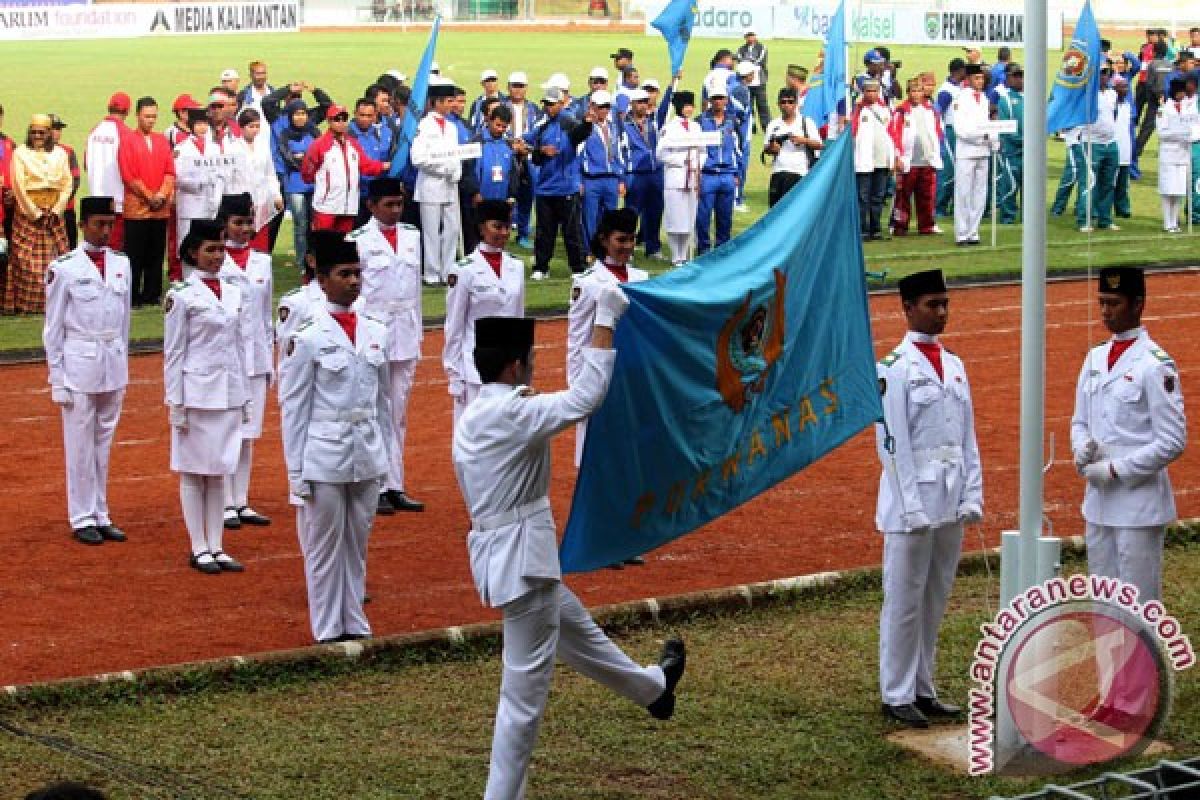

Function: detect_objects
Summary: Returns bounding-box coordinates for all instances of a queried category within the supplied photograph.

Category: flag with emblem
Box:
[802,0,846,130]
[560,133,880,572]
[1046,0,1101,133]
[388,15,440,178]
[651,0,696,76]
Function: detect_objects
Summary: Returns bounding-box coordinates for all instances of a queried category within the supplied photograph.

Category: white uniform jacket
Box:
[1157,98,1199,169]
[566,264,647,383]
[85,118,126,212]
[452,346,616,608]
[952,89,994,159]
[279,307,394,485]
[163,272,249,411]
[43,246,132,394]
[1070,329,1187,527]
[276,282,328,349]
[172,137,223,221]
[351,219,424,362]
[411,112,462,203]
[875,333,984,533]
[893,103,944,172]
[443,248,526,393]
[657,117,707,191]
[219,249,274,379]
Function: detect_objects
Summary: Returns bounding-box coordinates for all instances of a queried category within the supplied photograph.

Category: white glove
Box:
[1073,440,1099,472]
[448,380,465,399]
[903,510,932,534]
[957,503,984,525]
[50,386,73,408]
[1083,461,1118,487]
[169,405,188,431]
[594,284,630,329]
[289,477,312,498]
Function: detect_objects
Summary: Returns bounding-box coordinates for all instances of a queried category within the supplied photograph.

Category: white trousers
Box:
[419,200,461,282]
[384,359,417,493]
[879,522,963,706]
[666,233,693,264]
[953,156,989,242]
[1162,196,1183,231]
[484,582,666,800]
[180,473,226,556]
[1085,523,1164,604]
[451,382,481,425]
[61,389,124,529]
[299,479,378,642]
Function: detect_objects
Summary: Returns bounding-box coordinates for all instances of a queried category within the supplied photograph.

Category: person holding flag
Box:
[657,90,705,266]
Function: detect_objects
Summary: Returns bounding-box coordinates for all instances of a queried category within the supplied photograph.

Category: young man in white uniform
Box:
[951,65,995,245]
[411,82,462,285]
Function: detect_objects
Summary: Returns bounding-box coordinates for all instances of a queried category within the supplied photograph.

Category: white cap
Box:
[481,69,499,81]
[588,66,610,81]
[542,86,564,104]
[430,61,440,73]
[385,69,407,82]
[508,71,528,85]
[220,68,239,81]
[743,27,755,36]
[705,76,728,98]
[628,88,650,102]
[589,89,613,106]
[641,78,660,90]
[542,72,570,91]
[736,61,756,77]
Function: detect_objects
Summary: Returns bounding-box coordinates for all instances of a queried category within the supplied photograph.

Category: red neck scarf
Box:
[913,340,943,380]
[226,244,250,270]
[604,261,629,283]
[201,277,222,299]
[480,250,503,278]
[380,225,397,252]
[1108,338,1136,370]
[331,310,357,345]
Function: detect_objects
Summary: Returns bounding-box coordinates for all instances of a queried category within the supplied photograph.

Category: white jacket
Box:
[566,263,647,383]
[1156,98,1199,168]
[443,247,526,392]
[1070,328,1186,527]
[43,246,132,394]
[657,117,706,191]
[853,102,895,173]
[163,271,248,411]
[411,112,462,203]
[952,88,994,159]
[893,103,944,172]
[172,138,224,220]
[219,247,274,379]
[351,218,424,362]
[85,118,126,212]
[875,332,984,533]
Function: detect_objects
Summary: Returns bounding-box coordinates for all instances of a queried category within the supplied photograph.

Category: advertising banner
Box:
[0,1,298,40]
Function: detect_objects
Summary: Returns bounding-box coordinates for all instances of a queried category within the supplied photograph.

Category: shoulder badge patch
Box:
[170,281,187,290]
[279,306,290,322]
[1165,373,1176,393]
[346,226,366,240]
[447,273,458,288]
[282,287,302,298]
[880,350,901,367]
[571,286,581,302]
[399,223,417,231]
[164,296,174,313]
[1150,348,1173,364]
[46,269,56,285]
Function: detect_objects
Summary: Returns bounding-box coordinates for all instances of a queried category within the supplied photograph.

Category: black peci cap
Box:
[897,269,948,301]
[1098,267,1145,298]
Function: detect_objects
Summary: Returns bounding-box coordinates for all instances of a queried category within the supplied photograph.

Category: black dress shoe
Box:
[189,551,221,575]
[882,703,930,728]
[387,490,425,512]
[238,506,271,526]
[623,556,646,566]
[73,526,103,546]
[95,524,126,542]
[915,696,962,717]
[223,507,242,530]
[212,551,245,572]
[377,493,396,515]
[647,638,686,720]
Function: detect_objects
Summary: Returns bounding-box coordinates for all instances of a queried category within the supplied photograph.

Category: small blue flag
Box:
[1046,0,1102,133]
[803,0,846,129]
[559,133,881,573]
[388,16,440,178]
[651,0,695,77]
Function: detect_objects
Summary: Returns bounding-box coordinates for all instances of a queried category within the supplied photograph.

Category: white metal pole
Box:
[991,150,998,247]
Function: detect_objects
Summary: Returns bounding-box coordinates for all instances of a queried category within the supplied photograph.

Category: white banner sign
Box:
[423,142,483,162]
[660,132,723,147]
[0,1,298,40]
[974,120,1019,134]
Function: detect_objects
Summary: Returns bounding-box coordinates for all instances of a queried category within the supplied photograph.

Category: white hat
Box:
[481,69,499,81]
[590,89,614,106]
[508,71,528,85]
[542,72,570,91]
[743,27,755,36]
[385,69,406,81]
[220,68,239,81]
[641,78,661,90]
[736,61,757,77]
[430,61,440,74]
[588,66,610,81]
[705,76,728,98]
[628,88,650,101]
[542,86,564,104]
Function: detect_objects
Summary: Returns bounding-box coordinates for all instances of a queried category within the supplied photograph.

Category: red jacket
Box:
[118,129,177,220]
[301,132,384,217]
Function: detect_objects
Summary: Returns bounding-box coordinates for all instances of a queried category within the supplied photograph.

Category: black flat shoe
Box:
[377,493,396,516]
[189,551,221,575]
[915,696,962,717]
[238,506,271,526]
[73,526,103,546]
[95,524,126,542]
[387,490,425,512]
[647,639,686,720]
[882,702,930,728]
[223,507,242,530]
[212,551,245,572]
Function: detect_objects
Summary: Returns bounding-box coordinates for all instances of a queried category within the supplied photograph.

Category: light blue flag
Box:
[651,0,695,76]
[803,0,846,128]
[1046,0,1101,133]
[560,133,881,573]
[388,16,440,178]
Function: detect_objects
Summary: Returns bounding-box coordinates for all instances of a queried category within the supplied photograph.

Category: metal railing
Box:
[990,757,1200,799]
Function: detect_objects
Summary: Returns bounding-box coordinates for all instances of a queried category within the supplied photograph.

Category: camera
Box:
[768,133,791,147]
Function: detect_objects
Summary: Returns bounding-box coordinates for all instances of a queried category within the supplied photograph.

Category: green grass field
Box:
[0,30,1194,351]
[1,540,1197,799]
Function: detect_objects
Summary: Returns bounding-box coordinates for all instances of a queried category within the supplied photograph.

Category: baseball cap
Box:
[736,61,756,76]
[628,88,650,102]
[864,49,886,65]
[49,114,67,130]
[172,93,201,112]
[508,71,528,85]
[385,69,407,81]
[641,78,660,90]
[589,66,610,81]
[609,47,633,60]
[705,77,728,98]
[743,27,755,36]
[220,68,239,81]
[481,69,499,81]
[326,104,349,120]
[541,87,564,104]
[107,92,131,113]
[430,61,440,73]
[542,72,570,91]
[590,90,613,107]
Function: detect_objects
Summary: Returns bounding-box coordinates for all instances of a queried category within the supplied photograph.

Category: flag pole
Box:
[991,149,998,247]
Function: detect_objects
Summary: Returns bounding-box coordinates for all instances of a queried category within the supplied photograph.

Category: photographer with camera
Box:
[762,87,823,208]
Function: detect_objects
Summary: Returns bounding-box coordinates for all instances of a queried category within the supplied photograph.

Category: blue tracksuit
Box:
[730,83,753,204]
[525,110,589,196]
[348,120,393,200]
[474,130,519,203]
[696,111,741,254]
[622,114,664,256]
[505,99,542,240]
[579,117,628,245]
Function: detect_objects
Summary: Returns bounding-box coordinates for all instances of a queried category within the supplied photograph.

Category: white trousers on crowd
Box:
[879,522,963,706]
[299,479,378,642]
[1086,523,1164,604]
[61,389,124,530]
[484,582,666,800]
[420,200,461,282]
[452,382,480,425]
[384,359,417,493]
[953,156,989,242]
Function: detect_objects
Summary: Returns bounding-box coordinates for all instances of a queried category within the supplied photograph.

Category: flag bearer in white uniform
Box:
[875,268,983,729]
[452,312,685,800]
[411,81,463,285]
[1071,267,1186,604]
[349,177,426,516]
[656,90,705,266]
[276,247,328,351]
[443,200,526,422]
[951,64,995,246]
[43,197,131,546]
[216,193,273,530]
[164,219,250,575]
[279,233,393,643]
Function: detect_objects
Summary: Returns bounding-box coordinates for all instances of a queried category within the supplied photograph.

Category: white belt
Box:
[914,445,963,466]
[66,330,120,343]
[472,496,551,532]
[313,407,376,423]
[366,299,414,315]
